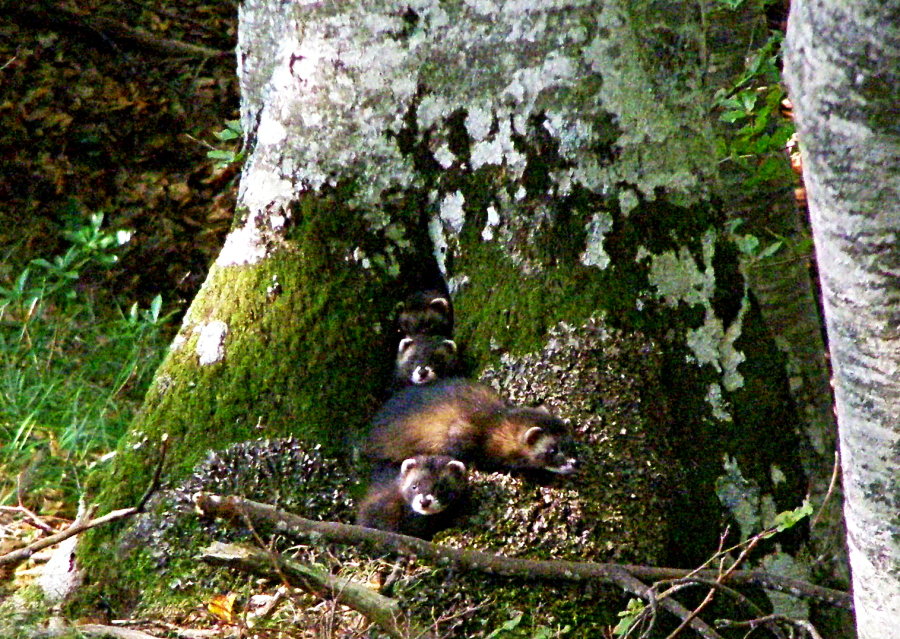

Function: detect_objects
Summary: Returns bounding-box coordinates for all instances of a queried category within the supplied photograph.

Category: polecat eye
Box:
[547,445,558,457]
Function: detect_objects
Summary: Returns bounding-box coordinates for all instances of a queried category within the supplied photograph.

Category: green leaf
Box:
[757,241,784,259]
[753,134,772,154]
[15,268,31,293]
[720,110,748,123]
[207,149,235,160]
[486,613,524,638]
[739,91,758,111]
[770,123,795,148]
[795,237,815,254]
[734,234,760,255]
[773,500,813,532]
[149,295,163,322]
[214,128,240,141]
[613,599,645,636]
[613,616,634,636]
[30,258,55,271]
[718,97,743,110]
[725,218,745,234]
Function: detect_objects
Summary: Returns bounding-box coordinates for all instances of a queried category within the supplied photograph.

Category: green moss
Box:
[74,440,360,618]
[454,191,720,369]
[401,568,625,637]
[78,187,439,612]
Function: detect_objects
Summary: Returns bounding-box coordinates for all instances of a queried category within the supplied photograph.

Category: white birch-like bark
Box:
[785,1,900,636]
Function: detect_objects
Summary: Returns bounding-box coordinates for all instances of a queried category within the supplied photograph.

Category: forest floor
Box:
[0,1,243,636]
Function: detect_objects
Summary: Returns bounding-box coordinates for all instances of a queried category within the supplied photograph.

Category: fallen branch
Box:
[6,2,231,60]
[74,624,162,639]
[0,438,167,571]
[200,542,434,639]
[193,493,853,611]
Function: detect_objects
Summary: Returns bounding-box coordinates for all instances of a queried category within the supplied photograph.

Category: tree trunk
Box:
[707,0,848,604]
[80,0,821,628]
[785,1,900,636]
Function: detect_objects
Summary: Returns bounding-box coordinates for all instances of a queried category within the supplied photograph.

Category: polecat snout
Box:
[356,455,468,539]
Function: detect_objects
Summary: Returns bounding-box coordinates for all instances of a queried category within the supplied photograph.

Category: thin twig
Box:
[0,439,167,569]
[4,503,55,534]
[193,491,853,639]
[655,578,787,639]
[195,494,735,639]
[664,534,763,639]
[716,614,824,639]
[810,450,841,529]
[136,434,169,512]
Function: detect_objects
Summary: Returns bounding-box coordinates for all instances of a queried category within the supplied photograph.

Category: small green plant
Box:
[486,613,525,638]
[0,213,172,507]
[206,119,246,169]
[714,33,795,188]
[486,612,569,639]
[612,598,645,637]
[725,217,816,269]
[714,0,747,8]
[725,217,784,261]
[768,499,814,534]
[0,212,130,312]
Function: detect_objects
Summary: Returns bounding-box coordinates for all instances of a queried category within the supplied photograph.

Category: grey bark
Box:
[84,1,825,631]
[785,1,900,636]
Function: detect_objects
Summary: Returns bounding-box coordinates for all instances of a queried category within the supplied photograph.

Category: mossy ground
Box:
[77,188,440,613]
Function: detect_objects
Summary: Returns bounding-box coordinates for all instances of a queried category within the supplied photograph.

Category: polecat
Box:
[365,378,579,474]
[394,335,459,388]
[356,455,468,539]
[398,290,453,337]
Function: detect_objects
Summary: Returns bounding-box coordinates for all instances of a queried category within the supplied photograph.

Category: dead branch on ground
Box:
[7,3,230,60]
[195,493,848,639]
[0,437,167,573]
[200,542,435,639]
[193,493,852,610]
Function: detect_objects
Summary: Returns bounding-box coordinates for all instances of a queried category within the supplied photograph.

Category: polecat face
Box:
[396,336,458,386]
[523,427,579,474]
[398,456,467,515]
[511,408,579,474]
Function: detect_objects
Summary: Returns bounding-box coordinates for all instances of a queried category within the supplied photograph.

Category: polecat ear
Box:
[442,339,457,354]
[429,297,450,313]
[446,460,466,476]
[400,458,419,475]
[398,337,414,355]
[523,426,544,447]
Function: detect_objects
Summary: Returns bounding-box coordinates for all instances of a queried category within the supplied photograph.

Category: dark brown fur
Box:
[397,290,453,337]
[356,455,468,539]
[365,378,578,474]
